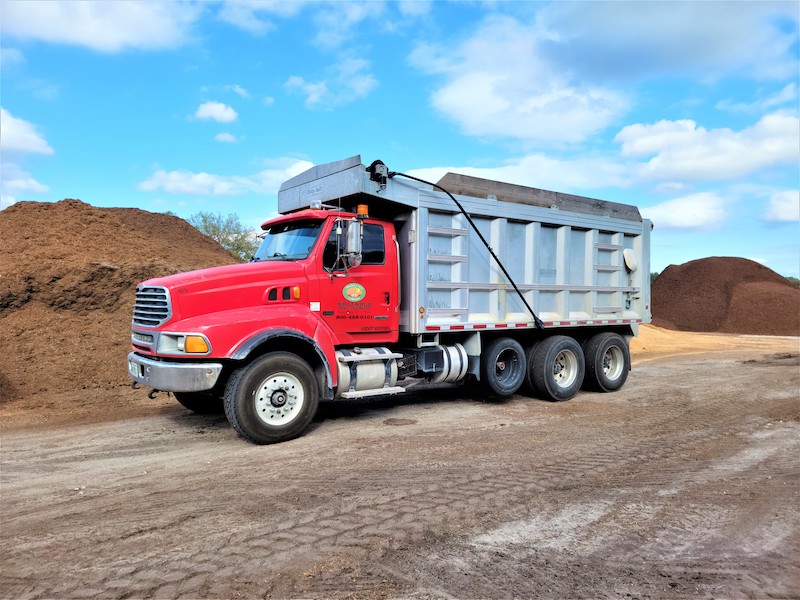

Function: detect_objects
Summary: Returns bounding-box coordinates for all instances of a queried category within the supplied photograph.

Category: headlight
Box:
[157,333,212,355]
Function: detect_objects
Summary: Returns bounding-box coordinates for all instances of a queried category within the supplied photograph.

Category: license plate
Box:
[128,360,142,378]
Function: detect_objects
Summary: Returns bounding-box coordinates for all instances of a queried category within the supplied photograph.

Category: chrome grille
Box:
[133,286,172,328]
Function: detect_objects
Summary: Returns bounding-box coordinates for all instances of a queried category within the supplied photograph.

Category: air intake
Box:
[133,286,172,328]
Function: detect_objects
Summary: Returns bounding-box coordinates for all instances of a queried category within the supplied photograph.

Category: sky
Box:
[1,0,798,277]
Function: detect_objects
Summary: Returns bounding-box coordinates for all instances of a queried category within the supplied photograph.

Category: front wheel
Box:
[530,335,585,401]
[224,352,319,444]
[583,332,630,392]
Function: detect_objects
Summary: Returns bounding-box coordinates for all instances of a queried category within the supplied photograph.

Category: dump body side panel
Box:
[403,200,649,334]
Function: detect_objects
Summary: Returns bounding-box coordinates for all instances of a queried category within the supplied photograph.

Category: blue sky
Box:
[1,0,798,276]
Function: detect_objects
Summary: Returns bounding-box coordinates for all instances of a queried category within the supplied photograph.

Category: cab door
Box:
[316,219,399,344]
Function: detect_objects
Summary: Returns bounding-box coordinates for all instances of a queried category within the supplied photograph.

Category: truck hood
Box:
[141,261,309,324]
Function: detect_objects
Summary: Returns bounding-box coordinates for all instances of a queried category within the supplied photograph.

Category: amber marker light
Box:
[357,204,369,218]
[184,335,209,354]
[292,285,301,300]
[419,307,425,319]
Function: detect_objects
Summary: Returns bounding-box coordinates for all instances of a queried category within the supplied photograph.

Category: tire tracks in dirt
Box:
[1,352,798,599]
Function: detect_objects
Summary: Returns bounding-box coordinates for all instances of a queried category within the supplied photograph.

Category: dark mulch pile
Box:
[0,199,238,404]
[652,257,799,336]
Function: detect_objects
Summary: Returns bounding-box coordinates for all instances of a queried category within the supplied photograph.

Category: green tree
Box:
[650,271,660,284]
[188,211,260,262]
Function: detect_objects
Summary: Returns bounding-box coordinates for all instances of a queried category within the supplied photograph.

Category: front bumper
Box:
[127,352,223,392]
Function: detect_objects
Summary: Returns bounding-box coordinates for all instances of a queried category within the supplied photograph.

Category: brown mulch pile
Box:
[652,257,799,336]
[0,199,238,406]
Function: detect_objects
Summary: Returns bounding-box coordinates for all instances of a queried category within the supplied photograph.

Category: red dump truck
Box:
[129,156,651,444]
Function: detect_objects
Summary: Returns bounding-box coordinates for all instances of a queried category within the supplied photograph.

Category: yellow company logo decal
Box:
[342,283,366,302]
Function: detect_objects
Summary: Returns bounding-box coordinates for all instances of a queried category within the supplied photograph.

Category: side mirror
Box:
[345,220,363,268]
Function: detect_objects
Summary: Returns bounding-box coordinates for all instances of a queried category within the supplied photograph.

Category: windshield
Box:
[252,220,323,262]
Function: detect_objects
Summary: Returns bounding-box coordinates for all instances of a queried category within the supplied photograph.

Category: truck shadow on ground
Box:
[312,381,541,424]
[160,381,534,439]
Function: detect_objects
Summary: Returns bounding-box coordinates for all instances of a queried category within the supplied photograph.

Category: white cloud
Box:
[0,108,54,155]
[1,162,49,194]
[0,47,24,67]
[716,83,798,113]
[217,1,274,35]
[410,4,797,144]
[194,101,238,123]
[0,110,52,206]
[408,153,630,195]
[336,57,378,98]
[409,15,627,144]
[615,112,800,182]
[138,158,313,196]
[763,190,800,222]
[0,1,201,53]
[263,96,275,106]
[139,169,241,195]
[313,2,377,49]
[397,0,431,18]
[285,56,378,109]
[226,84,250,99]
[537,2,799,81]
[19,78,61,101]
[216,0,309,35]
[641,193,726,230]
[285,76,329,109]
[214,132,237,143]
[1,162,49,210]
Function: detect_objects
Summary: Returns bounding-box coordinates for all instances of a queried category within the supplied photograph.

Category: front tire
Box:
[224,352,319,444]
[583,332,630,392]
[531,335,585,401]
[480,337,526,396]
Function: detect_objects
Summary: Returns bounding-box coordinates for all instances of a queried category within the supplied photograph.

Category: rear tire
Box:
[520,341,540,397]
[583,332,630,392]
[480,337,526,396]
[173,392,223,414]
[224,352,319,444]
[531,335,585,401]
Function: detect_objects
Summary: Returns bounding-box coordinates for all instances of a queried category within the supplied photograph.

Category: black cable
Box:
[388,170,544,329]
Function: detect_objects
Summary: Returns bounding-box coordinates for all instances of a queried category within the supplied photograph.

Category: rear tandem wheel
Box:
[530,335,585,402]
[480,337,526,396]
[583,332,630,392]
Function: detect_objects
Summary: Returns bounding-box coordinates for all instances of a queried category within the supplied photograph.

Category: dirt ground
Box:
[1,326,799,599]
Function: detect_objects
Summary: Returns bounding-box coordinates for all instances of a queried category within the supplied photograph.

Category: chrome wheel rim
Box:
[553,350,579,389]
[602,346,624,381]
[255,372,304,426]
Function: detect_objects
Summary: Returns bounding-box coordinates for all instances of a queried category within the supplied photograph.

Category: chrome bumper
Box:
[127,352,222,392]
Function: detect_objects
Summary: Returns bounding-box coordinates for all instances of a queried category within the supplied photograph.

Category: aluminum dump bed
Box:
[278,156,652,335]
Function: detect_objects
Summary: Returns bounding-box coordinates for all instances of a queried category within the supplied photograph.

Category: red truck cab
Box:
[129,207,400,443]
